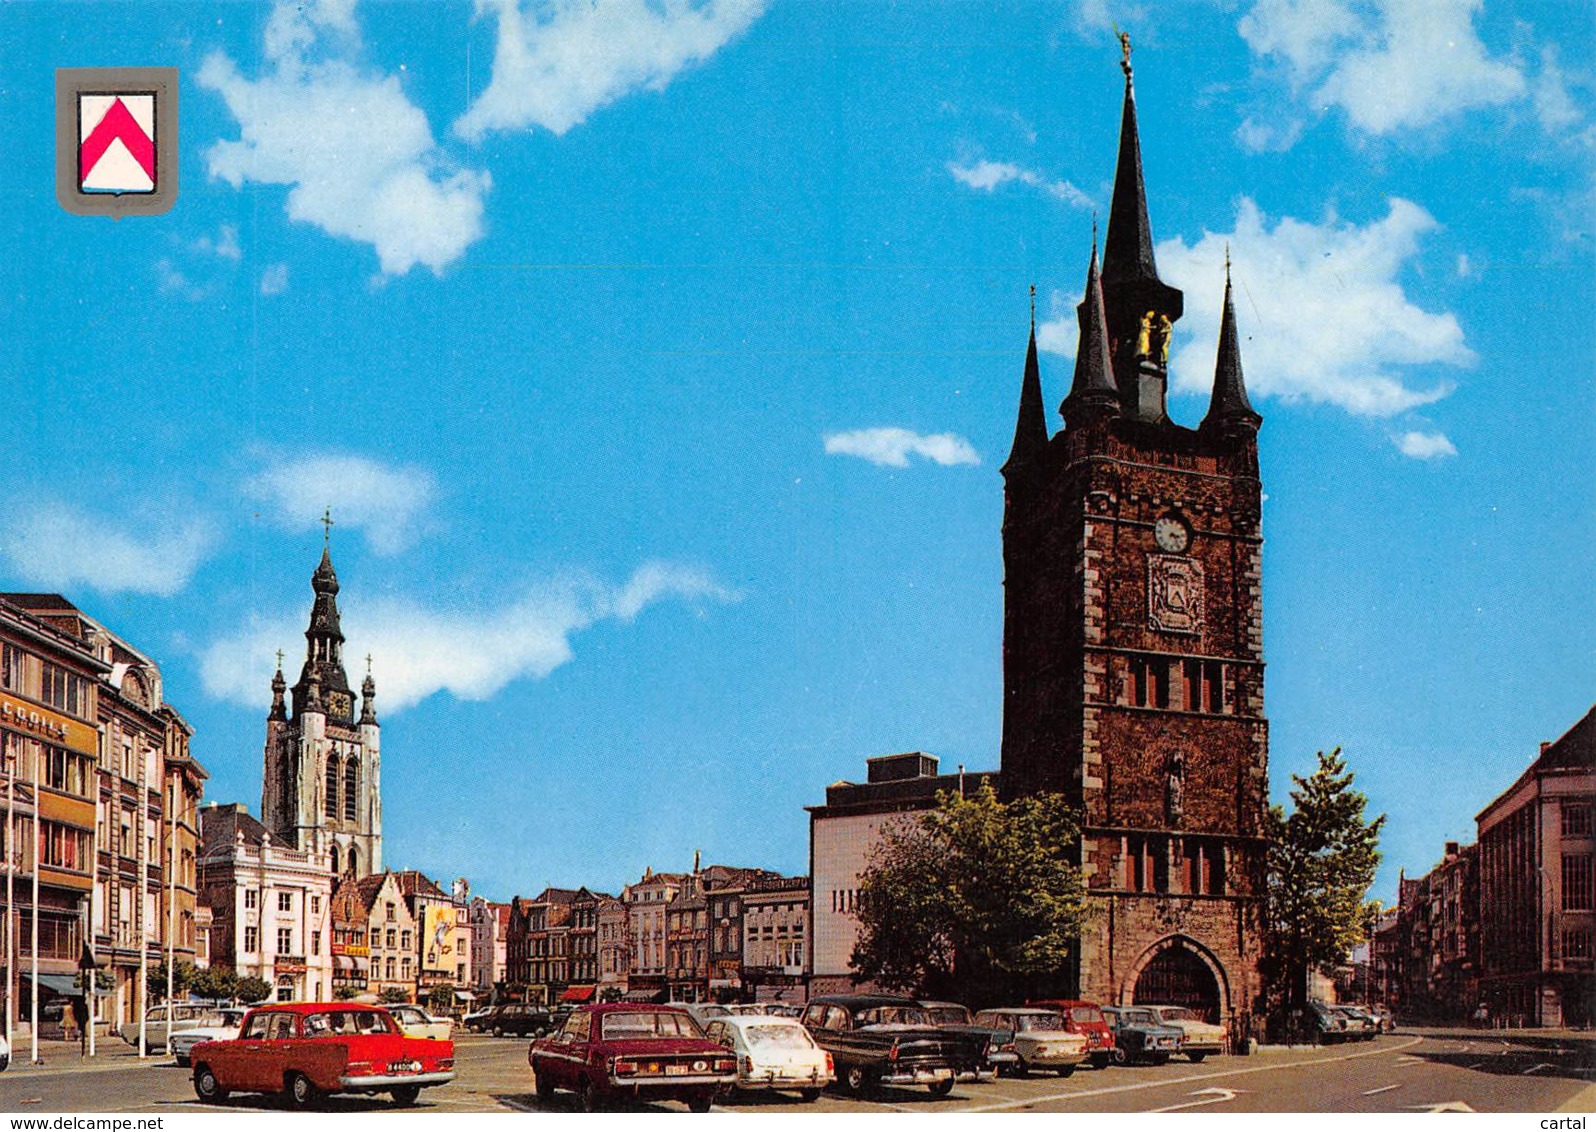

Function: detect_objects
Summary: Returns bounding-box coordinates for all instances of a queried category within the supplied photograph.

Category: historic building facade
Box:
[997,48,1269,1036]
[262,545,382,879]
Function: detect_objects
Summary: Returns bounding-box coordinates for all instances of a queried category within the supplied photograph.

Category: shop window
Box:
[1563,855,1593,911]
[1565,805,1593,839]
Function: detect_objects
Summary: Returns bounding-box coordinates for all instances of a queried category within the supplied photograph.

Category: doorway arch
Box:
[1126,935,1227,1025]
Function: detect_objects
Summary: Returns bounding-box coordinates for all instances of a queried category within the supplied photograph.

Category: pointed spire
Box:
[1102,36,1158,290]
[269,651,287,722]
[360,653,378,725]
[294,540,351,717]
[1001,285,1050,476]
[1202,255,1262,436]
[1062,226,1121,428]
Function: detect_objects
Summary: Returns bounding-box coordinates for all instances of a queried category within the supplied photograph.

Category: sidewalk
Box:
[1402,1024,1596,1052]
[3,1034,170,1076]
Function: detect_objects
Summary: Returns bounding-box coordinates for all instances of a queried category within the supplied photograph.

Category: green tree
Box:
[235,976,272,1004]
[851,783,1091,1004]
[379,986,412,1005]
[426,985,456,1016]
[1263,748,1385,1026]
[333,985,360,1001]
[147,960,200,1003]
[188,967,238,1002]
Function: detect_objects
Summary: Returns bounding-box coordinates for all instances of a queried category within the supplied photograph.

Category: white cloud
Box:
[154,258,209,301]
[1151,198,1472,417]
[1530,45,1582,134]
[198,562,738,712]
[1239,0,1526,136]
[1035,289,1079,360]
[246,453,436,555]
[199,1,490,276]
[1235,115,1304,153]
[194,223,243,261]
[260,263,290,296]
[455,0,766,140]
[947,160,1094,209]
[0,503,216,598]
[1392,430,1457,459]
[823,428,980,469]
[1072,0,1145,36]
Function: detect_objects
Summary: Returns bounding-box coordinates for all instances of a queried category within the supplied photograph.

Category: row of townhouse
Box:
[488,863,809,1008]
[1370,704,1594,1028]
[0,593,207,1054]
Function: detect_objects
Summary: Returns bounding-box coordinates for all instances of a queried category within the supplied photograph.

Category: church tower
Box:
[1000,42,1269,1039]
[262,537,384,877]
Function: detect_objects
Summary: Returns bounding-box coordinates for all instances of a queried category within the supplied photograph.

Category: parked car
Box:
[1100,1006,1183,1065]
[918,1000,1013,1078]
[668,1001,733,1029]
[1366,1004,1396,1033]
[1331,1005,1378,1041]
[385,1003,454,1042]
[120,1001,219,1047]
[189,1003,454,1108]
[763,1003,804,1019]
[168,1007,247,1067]
[800,994,968,1097]
[726,1003,780,1017]
[462,1007,495,1033]
[1028,999,1117,1069]
[528,1003,735,1112]
[1139,1005,1226,1061]
[972,1008,1087,1077]
[1305,1001,1354,1044]
[703,1014,834,1101]
[483,1003,553,1037]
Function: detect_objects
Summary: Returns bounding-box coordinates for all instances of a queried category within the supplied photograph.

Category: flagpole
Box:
[30,738,40,1065]
[165,768,176,1056]
[137,742,148,1059]
[4,737,14,1057]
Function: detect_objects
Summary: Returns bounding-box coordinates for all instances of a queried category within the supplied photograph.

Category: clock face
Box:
[328,692,352,717]
[1154,514,1191,554]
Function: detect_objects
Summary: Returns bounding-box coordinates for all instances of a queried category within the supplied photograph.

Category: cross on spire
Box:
[321,507,334,543]
[366,653,373,676]
[1029,283,1036,329]
[275,649,284,671]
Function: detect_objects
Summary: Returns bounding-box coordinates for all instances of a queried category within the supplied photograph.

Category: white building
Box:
[468,896,510,996]
[197,803,332,1002]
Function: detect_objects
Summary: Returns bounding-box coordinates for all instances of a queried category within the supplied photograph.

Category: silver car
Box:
[168,1007,247,1067]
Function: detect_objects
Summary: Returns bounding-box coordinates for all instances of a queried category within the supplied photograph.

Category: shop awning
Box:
[26,973,80,996]
[332,954,368,973]
[454,991,475,1002]
[622,989,667,1003]
[560,985,596,1003]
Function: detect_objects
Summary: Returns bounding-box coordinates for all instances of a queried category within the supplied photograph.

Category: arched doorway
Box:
[1130,937,1224,1024]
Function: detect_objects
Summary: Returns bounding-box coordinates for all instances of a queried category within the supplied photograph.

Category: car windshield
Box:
[857,1006,929,1026]
[601,1011,704,1040]
[1122,1010,1157,1027]
[1158,1008,1197,1022]
[1017,1013,1066,1032]
[1071,1007,1103,1023]
[745,1024,813,1050]
[923,1006,970,1025]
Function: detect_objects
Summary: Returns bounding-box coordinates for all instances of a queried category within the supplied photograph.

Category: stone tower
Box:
[262,543,383,877]
[999,46,1269,1039]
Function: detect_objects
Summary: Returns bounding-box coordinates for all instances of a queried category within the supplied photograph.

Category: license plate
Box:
[665,1064,689,1076]
[915,1069,951,1082]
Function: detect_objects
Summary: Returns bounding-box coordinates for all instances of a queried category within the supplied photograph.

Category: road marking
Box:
[1150,1086,1245,1112]
[1406,1101,1477,1112]
[956,1036,1427,1113]
[1362,1084,1402,1096]
[1468,1062,1485,1069]
[1523,1063,1556,1075]
[1395,1056,1424,1066]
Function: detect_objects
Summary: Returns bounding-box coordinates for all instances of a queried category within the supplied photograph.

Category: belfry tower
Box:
[262,534,383,877]
[999,41,1269,1038]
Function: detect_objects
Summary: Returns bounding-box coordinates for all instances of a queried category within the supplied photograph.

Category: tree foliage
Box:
[851,783,1091,1004]
[235,975,273,1004]
[147,960,200,1003]
[1263,748,1385,1014]
[187,966,238,1002]
[426,984,457,1015]
[379,985,412,1005]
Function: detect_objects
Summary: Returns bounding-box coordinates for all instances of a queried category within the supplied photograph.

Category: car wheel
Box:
[844,1064,871,1094]
[1188,1052,1207,1063]
[579,1077,603,1113]
[192,1064,228,1103]
[1111,1048,1128,1066]
[799,1088,821,1103]
[1151,1053,1170,1066]
[286,1070,319,1110]
[390,1085,422,1107]
[687,1093,714,1113]
[493,1025,505,1038]
[1057,1065,1075,1078]
[1089,1052,1113,1070]
[929,1077,954,1099]
[1012,1058,1030,1079]
[175,1054,191,1068]
[535,1070,554,1103]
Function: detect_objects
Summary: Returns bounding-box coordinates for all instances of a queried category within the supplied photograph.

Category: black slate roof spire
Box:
[1002,285,1050,475]
[1202,253,1262,435]
[1101,38,1158,291]
[295,539,352,713]
[1062,226,1121,428]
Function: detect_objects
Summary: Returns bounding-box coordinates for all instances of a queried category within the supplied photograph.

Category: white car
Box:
[167,1007,247,1067]
[974,1007,1088,1077]
[384,1003,454,1041]
[667,1001,733,1029]
[702,1015,834,1101]
[1141,1004,1227,1062]
[119,1002,218,1047]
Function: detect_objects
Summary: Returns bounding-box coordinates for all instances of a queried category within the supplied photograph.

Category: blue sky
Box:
[0,0,1590,906]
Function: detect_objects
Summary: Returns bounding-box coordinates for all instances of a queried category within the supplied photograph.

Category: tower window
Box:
[1182,659,1202,711]
[1150,660,1171,709]
[324,755,339,819]
[344,759,359,822]
[1203,661,1226,713]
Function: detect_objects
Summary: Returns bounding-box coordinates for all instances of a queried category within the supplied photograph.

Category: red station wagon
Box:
[529,1003,736,1112]
[190,1003,455,1108]
[1028,1000,1117,1069]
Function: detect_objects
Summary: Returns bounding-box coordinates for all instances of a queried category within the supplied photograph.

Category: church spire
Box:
[1002,286,1050,476]
[1099,34,1183,422]
[293,538,352,718]
[1201,255,1261,437]
[1062,227,1121,428]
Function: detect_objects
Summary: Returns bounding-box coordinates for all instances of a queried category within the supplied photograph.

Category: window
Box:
[1563,855,1593,911]
[385,957,395,979]
[387,929,397,949]
[344,759,359,822]
[245,890,258,910]
[1565,805,1593,839]
[312,931,321,953]
[2,643,24,691]
[311,895,321,916]
[278,927,293,954]
[244,926,258,953]
[324,756,339,819]
[1562,926,1592,962]
[401,930,412,951]
[386,901,396,922]
[279,891,293,912]
[1125,835,1169,893]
